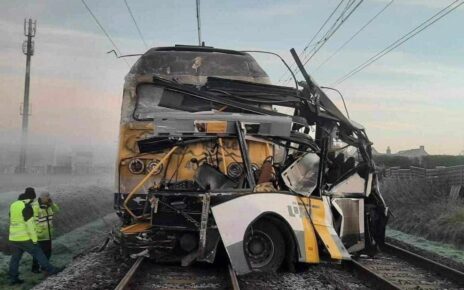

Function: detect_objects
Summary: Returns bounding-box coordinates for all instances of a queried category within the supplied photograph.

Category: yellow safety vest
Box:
[9,199,37,243]
[32,201,59,241]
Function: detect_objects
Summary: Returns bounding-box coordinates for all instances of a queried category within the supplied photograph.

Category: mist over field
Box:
[0,1,463,289]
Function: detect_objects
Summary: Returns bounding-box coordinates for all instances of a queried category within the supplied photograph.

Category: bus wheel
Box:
[244,221,285,272]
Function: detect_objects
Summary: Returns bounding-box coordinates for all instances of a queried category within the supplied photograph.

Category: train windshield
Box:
[130,51,268,79]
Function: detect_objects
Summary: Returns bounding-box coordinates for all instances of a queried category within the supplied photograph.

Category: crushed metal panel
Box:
[152,112,293,137]
[309,196,351,260]
[211,193,318,275]
[113,45,389,271]
[332,198,365,252]
[331,173,365,197]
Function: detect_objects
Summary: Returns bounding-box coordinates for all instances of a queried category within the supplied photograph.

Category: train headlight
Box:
[128,158,145,174]
[227,162,243,179]
[146,160,163,175]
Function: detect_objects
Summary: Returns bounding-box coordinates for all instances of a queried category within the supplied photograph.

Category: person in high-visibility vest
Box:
[8,187,62,285]
[31,191,60,273]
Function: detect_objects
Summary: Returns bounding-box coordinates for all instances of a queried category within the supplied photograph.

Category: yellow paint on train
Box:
[117,126,273,194]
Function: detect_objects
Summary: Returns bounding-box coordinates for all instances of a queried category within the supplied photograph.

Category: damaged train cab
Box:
[112,45,389,275]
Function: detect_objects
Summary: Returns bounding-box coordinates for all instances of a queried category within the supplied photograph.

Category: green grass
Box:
[0,184,114,253]
[387,228,464,264]
[0,214,117,290]
[0,253,44,290]
[0,174,116,289]
[381,179,464,249]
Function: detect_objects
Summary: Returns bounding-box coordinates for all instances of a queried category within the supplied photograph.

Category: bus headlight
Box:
[147,160,163,175]
[128,158,145,174]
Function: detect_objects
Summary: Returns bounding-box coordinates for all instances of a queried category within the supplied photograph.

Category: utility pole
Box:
[196,0,202,45]
[18,18,36,174]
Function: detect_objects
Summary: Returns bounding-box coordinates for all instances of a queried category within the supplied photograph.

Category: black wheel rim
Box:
[244,230,275,268]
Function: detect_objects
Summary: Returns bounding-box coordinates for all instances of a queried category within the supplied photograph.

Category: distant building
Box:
[396,145,428,158]
[372,145,428,160]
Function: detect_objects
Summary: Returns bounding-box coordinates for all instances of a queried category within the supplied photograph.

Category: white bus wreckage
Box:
[112,45,389,275]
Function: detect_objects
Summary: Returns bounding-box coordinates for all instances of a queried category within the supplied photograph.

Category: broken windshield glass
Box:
[281,152,320,196]
[131,51,268,79]
[133,84,179,120]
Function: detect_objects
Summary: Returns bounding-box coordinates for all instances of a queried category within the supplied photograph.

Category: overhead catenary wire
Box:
[278,0,346,83]
[332,0,464,85]
[301,0,347,55]
[123,0,149,49]
[298,0,357,66]
[315,0,394,71]
[80,0,130,67]
[294,0,357,71]
[282,0,364,85]
[301,0,364,67]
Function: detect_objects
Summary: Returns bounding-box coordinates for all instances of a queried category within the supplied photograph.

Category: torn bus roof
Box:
[142,75,362,133]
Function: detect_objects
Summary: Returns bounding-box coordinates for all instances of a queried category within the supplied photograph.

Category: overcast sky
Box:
[0,0,463,155]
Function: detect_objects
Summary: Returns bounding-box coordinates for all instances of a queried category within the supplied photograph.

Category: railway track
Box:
[114,242,464,290]
[114,257,240,290]
[347,242,464,290]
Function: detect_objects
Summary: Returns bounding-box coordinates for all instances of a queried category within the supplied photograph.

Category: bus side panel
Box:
[211,193,319,275]
[310,196,351,260]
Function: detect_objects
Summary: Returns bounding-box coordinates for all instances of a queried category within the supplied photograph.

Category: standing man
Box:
[8,187,62,285]
[31,191,59,273]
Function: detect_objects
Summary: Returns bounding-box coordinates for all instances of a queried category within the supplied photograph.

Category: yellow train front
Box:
[112,45,389,274]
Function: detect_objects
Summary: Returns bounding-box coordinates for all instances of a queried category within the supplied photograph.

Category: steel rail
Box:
[345,242,464,289]
[382,242,464,287]
[347,258,399,290]
[114,258,239,289]
[114,257,144,290]
[228,264,241,290]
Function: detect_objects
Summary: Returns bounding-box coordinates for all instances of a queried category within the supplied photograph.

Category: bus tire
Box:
[244,220,285,272]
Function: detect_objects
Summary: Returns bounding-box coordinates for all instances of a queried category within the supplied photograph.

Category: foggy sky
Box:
[0,0,463,155]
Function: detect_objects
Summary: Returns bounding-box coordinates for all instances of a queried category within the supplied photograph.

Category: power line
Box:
[80,0,130,66]
[302,0,346,54]
[315,0,394,71]
[283,0,364,85]
[123,0,148,49]
[299,0,357,66]
[280,0,356,84]
[301,0,364,67]
[332,0,464,85]
[278,0,346,83]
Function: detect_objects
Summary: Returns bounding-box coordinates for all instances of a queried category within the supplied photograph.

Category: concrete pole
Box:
[196,0,202,45]
[18,19,36,173]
